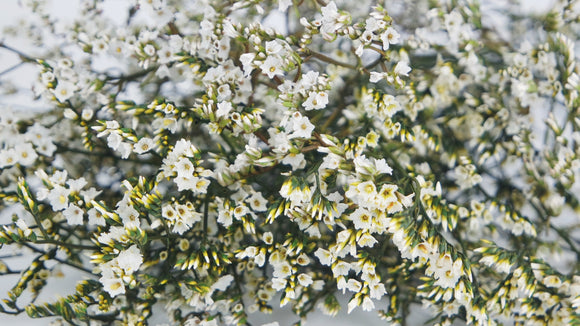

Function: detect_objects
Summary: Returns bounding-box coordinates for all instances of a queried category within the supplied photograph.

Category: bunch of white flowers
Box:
[1,0,580,325]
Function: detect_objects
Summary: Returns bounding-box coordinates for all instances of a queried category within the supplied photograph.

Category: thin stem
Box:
[33,239,97,251]
[0,43,37,63]
[302,49,357,70]
[31,213,49,240]
[21,243,94,275]
[0,62,26,76]
[202,188,211,245]
[103,65,159,83]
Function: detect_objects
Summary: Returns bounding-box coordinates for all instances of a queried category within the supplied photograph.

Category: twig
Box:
[302,49,357,70]
[0,62,26,77]
[21,243,94,275]
[0,42,37,63]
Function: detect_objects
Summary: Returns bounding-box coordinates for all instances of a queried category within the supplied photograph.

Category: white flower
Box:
[356,181,377,203]
[14,143,38,166]
[262,231,274,245]
[373,158,393,175]
[233,204,248,219]
[320,2,341,39]
[358,296,373,312]
[381,27,400,50]
[67,178,87,194]
[543,275,562,288]
[118,143,133,159]
[314,248,334,266]
[396,192,415,208]
[107,132,123,150]
[117,245,143,275]
[63,204,84,225]
[236,246,257,259]
[381,95,401,118]
[36,187,49,200]
[47,185,70,211]
[174,175,199,191]
[173,139,196,157]
[92,38,109,53]
[15,218,32,237]
[105,120,120,129]
[289,116,315,139]
[433,255,463,289]
[260,56,284,78]
[134,137,155,154]
[157,45,175,64]
[368,282,386,299]
[117,204,140,228]
[35,139,57,157]
[192,178,211,195]
[347,297,360,314]
[216,101,233,118]
[297,273,313,287]
[100,276,125,297]
[25,124,50,145]
[216,85,232,102]
[240,53,256,77]
[0,149,17,168]
[369,72,386,83]
[174,157,195,177]
[143,44,156,56]
[332,261,351,277]
[271,277,287,291]
[172,218,192,235]
[376,184,398,210]
[357,232,378,247]
[50,170,68,185]
[296,253,310,266]
[63,108,77,120]
[255,251,266,267]
[349,207,373,230]
[247,192,268,212]
[394,61,411,76]
[281,152,305,170]
[345,279,361,293]
[265,40,284,55]
[302,91,329,110]
[87,208,106,226]
[273,261,293,278]
[53,81,77,102]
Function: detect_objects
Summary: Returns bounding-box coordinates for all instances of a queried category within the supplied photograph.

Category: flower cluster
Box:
[1,0,580,326]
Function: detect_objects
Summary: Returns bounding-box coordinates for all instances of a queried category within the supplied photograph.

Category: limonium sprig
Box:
[1,1,580,325]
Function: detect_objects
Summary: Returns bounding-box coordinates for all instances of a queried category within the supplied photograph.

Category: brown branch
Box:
[302,49,357,70]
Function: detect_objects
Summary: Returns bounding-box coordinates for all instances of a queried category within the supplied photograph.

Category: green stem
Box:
[203,187,211,245]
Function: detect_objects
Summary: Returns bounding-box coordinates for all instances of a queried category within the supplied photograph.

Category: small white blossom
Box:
[289,116,315,139]
[260,56,284,78]
[47,185,70,211]
[117,245,143,275]
[53,81,77,102]
[63,204,84,225]
[303,91,329,110]
[134,137,155,154]
[394,61,411,76]
[381,27,400,50]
